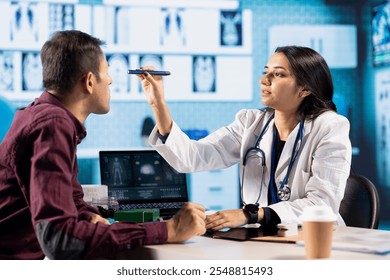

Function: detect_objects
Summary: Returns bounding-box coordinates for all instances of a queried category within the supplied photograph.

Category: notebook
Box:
[204,227,279,241]
[99,149,189,220]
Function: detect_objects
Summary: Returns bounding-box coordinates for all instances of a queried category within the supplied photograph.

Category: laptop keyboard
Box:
[119,202,185,210]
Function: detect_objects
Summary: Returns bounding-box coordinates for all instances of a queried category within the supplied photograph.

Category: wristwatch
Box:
[243,204,259,224]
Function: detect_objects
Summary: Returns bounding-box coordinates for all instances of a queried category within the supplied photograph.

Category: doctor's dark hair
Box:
[40,30,105,95]
[274,46,337,119]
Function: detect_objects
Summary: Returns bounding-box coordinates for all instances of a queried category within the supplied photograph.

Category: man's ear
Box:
[81,72,94,95]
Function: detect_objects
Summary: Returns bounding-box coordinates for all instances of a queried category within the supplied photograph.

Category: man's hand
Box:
[90,214,110,225]
[166,202,206,243]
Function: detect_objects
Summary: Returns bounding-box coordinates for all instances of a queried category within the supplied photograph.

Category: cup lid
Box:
[299,205,337,222]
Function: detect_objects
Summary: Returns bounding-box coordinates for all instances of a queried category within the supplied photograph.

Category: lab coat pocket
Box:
[293,169,311,199]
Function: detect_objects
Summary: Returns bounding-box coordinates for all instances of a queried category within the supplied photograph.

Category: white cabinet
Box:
[269,24,357,68]
[189,165,240,211]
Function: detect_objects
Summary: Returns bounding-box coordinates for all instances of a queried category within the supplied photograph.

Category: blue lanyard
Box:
[269,119,304,204]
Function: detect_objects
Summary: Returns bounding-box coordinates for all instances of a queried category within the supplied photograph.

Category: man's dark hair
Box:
[41,30,105,95]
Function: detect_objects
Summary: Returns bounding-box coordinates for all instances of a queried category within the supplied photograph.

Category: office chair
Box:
[339,173,380,229]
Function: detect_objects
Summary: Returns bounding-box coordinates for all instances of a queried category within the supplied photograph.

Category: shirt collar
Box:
[36,91,87,143]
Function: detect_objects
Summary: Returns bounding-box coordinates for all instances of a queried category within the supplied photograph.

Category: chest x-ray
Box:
[10,2,39,44]
[160,7,187,47]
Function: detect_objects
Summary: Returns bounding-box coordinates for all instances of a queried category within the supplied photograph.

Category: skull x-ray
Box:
[0,51,14,91]
[220,10,242,46]
[138,55,163,92]
[10,2,39,43]
[193,55,216,93]
[22,52,42,91]
[139,54,163,69]
[160,7,186,47]
[107,54,130,93]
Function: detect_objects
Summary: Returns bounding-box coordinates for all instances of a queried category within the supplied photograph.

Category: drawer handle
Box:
[209,186,222,192]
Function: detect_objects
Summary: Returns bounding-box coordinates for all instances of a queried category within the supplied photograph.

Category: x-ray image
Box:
[193,55,216,93]
[162,161,184,185]
[160,7,187,47]
[139,54,163,69]
[49,4,75,34]
[22,52,42,91]
[0,51,14,91]
[107,54,130,93]
[101,155,132,187]
[140,163,156,175]
[10,2,39,43]
[134,156,162,186]
[114,7,130,45]
[112,157,124,185]
[220,10,242,46]
[138,55,163,91]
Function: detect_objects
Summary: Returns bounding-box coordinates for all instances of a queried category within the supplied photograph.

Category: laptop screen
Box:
[99,150,188,204]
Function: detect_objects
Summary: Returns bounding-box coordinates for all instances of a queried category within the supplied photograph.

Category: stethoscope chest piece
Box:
[277,184,291,201]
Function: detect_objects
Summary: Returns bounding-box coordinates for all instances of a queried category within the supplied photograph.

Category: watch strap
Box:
[244,204,259,224]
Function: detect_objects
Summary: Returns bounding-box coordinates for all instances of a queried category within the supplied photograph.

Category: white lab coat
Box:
[149,109,352,225]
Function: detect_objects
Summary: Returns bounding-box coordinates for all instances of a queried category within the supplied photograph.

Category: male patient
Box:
[0,30,206,260]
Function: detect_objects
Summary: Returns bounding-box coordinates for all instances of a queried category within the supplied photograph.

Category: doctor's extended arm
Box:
[139,69,172,136]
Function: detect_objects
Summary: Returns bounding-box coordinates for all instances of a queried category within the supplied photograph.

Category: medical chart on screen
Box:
[0,0,253,102]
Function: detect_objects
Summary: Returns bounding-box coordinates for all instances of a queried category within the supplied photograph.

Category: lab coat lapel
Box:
[274,119,313,184]
[256,118,274,205]
[257,118,275,176]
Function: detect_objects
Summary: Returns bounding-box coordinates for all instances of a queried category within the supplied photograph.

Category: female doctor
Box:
[138,46,352,230]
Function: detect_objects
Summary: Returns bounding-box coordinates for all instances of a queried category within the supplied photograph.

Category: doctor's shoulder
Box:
[309,110,350,135]
[313,110,350,126]
[234,108,271,125]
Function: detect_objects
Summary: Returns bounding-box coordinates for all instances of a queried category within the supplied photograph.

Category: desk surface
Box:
[130,226,390,260]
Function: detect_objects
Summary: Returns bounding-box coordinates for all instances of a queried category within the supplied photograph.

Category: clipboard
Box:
[204,227,278,241]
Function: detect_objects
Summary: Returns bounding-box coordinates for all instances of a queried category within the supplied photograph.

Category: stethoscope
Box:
[240,114,304,206]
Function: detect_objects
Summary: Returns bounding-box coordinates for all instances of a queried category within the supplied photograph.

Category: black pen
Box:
[127,69,171,76]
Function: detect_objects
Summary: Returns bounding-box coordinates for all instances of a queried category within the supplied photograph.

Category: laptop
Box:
[99,149,189,220]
